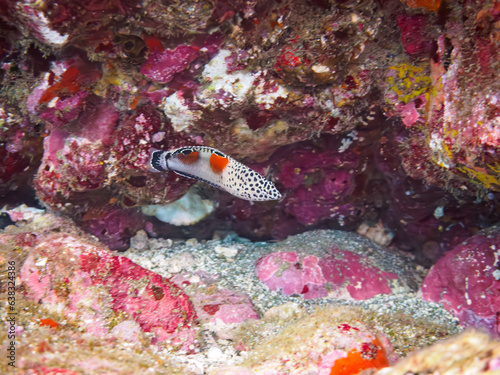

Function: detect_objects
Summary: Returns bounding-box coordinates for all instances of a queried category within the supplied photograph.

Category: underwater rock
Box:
[385,1,500,193]
[142,186,215,226]
[191,289,260,326]
[377,330,500,375]
[0,100,43,201]
[79,206,145,251]
[2,212,198,352]
[0,0,498,266]
[376,130,500,257]
[140,44,199,84]
[256,230,414,300]
[211,307,393,375]
[273,137,366,228]
[421,227,500,338]
[1,206,464,374]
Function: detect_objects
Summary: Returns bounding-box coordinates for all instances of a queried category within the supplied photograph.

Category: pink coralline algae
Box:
[421,227,500,338]
[386,1,500,192]
[256,249,399,300]
[16,231,198,350]
[255,230,413,300]
[141,44,200,84]
[396,15,435,56]
[273,138,364,227]
[191,289,259,325]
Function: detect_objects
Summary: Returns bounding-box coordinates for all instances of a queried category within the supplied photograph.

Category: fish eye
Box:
[123,40,135,52]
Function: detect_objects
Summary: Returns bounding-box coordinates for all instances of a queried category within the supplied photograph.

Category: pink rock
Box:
[141,44,199,83]
[111,320,145,344]
[256,246,401,300]
[319,251,397,300]
[19,232,198,350]
[40,91,88,127]
[75,100,119,146]
[81,207,145,251]
[421,229,500,337]
[191,289,259,325]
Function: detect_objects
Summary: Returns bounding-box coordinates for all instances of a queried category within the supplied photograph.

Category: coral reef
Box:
[1,0,500,372]
[2,207,465,374]
[0,0,497,254]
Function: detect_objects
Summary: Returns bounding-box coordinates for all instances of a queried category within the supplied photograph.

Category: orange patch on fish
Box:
[210,153,229,174]
[178,151,199,164]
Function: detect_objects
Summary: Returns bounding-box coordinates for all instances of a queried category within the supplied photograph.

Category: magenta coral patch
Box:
[256,248,399,300]
[421,230,500,337]
[141,45,199,83]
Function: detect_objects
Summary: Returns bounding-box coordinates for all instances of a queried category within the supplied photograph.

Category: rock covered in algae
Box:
[0,0,498,257]
[421,226,500,338]
[376,330,500,375]
[124,224,460,361]
[255,230,416,300]
[0,207,198,357]
[211,307,394,375]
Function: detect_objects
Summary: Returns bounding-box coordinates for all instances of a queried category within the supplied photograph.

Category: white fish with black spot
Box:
[150,146,282,201]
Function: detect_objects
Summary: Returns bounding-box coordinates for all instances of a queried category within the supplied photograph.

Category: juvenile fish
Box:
[150,146,282,201]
